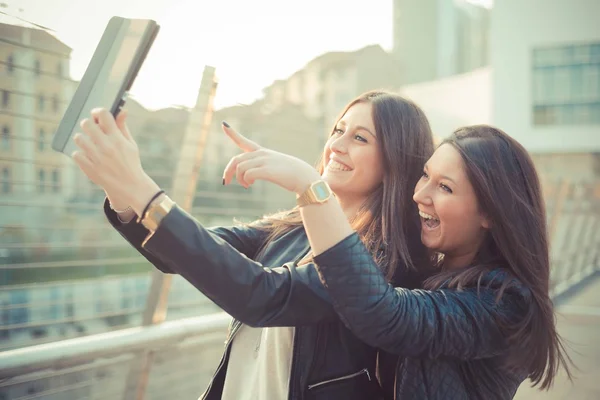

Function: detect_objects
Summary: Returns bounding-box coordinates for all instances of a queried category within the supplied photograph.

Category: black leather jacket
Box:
[313,233,532,400]
[104,201,425,400]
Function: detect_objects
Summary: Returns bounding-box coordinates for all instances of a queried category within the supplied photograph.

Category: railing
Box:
[0,313,230,400]
[0,179,599,399]
[543,180,600,298]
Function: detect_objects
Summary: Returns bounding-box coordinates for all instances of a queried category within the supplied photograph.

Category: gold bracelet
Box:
[140,195,176,233]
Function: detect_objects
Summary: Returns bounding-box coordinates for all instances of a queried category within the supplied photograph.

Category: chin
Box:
[323,174,341,187]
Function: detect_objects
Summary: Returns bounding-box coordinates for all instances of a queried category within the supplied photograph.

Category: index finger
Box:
[91,108,119,135]
[222,121,261,152]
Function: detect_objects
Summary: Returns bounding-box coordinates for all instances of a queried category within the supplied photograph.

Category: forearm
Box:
[142,206,334,326]
[298,197,355,256]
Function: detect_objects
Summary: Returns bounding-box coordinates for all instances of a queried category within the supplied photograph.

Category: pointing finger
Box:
[222,121,261,152]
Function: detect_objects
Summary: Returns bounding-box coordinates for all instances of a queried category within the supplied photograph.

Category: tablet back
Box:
[52,16,159,156]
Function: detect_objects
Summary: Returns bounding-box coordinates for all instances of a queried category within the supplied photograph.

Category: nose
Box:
[329,133,348,155]
[413,179,433,206]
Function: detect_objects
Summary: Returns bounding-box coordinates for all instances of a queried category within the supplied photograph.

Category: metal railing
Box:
[0,179,599,399]
[0,313,230,400]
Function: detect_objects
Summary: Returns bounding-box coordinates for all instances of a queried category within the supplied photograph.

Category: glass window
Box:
[52,169,60,193]
[1,90,8,108]
[38,169,45,193]
[38,129,45,151]
[1,126,9,151]
[1,167,10,194]
[6,54,14,73]
[532,42,600,125]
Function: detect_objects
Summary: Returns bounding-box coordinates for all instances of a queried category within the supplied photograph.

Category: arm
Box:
[104,198,267,272]
[105,198,339,326]
[312,234,528,359]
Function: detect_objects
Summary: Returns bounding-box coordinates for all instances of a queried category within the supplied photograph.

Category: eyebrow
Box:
[337,121,377,138]
[424,164,457,184]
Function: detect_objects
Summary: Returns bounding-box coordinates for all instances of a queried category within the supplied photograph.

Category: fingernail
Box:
[222,121,230,128]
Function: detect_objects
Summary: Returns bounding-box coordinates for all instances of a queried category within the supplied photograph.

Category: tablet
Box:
[52,16,160,156]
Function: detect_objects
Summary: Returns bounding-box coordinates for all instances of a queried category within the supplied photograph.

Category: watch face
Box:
[313,181,331,201]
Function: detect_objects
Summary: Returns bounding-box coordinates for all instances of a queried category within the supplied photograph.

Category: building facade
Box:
[392,0,490,85]
[0,22,78,247]
[491,0,600,156]
[261,44,403,141]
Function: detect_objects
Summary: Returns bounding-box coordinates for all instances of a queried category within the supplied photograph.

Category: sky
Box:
[8,0,395,110]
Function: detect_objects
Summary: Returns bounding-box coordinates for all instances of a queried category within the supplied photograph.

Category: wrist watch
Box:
[296,180,333,207]
[141,195,176,232]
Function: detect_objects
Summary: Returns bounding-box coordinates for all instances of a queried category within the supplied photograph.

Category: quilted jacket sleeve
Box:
[313,233,529,360]
[104,200,339,326]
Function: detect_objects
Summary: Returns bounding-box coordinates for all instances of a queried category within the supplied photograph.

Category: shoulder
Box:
[465,268,532,324]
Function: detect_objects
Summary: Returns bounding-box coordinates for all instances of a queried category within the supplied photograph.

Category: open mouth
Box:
[327,160,352,172]
[419,210,440,230]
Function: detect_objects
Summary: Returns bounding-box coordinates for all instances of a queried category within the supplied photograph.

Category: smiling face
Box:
[413,143,490,268]
[321,102,384,208]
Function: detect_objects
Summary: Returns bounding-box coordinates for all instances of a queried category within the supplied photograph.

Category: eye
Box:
[355,134,367,143]
[440,183,453,194]
[332,128,344,136]
[421,171,429,180]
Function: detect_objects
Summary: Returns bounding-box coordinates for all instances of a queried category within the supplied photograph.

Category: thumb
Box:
[222,121,260,152]
[115,110,133,141]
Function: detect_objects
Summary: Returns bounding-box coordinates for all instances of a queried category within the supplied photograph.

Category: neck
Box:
[443,234,487,270]
[336,195,364,221]
[443,252,477,270]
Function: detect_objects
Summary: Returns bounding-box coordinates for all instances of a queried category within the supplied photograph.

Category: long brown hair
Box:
[424,125,571,389]
[252,90,434,280]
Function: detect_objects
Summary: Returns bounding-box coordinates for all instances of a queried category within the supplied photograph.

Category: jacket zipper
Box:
[206,239,312,400]
[287,245,312,400]
[307,368,372,390]
[200,320,243,400]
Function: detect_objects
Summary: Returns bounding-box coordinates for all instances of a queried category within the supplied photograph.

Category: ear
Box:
[480,214,491,230]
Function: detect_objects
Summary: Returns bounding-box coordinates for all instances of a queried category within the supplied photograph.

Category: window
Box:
[34,59,41,76]
[38,169,45,193]
[38,128,45,151]
[49,288,60,320]
[1,90,8,108]
[1,167,10,194]
[38,94,45,112]
[6,54,13,73]
[52,95,59,113]
[1,126,9,151]
[532,42,600,126]
[56,61,63,78]
[52,169,60,193]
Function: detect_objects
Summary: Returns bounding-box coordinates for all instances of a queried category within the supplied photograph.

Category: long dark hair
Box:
[253,90,434,280]
[424,125,571,389]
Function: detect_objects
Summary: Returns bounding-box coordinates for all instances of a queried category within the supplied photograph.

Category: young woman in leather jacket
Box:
[71,91,435,399]
[215,125,574,399]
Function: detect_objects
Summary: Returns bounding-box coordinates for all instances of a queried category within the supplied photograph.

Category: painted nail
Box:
[222,121,230,128]
[222,178,225,185]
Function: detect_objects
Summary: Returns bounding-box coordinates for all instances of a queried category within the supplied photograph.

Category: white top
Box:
[220,325,295,400]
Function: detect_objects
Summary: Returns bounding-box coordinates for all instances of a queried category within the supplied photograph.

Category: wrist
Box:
[127,174,162,217]
[295,171,322,196]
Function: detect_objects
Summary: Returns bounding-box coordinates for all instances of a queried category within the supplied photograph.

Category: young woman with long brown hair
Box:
[71,90,435,399]
[228,124,570,399]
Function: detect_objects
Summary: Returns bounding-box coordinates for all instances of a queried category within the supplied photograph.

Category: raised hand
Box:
[72,108,160,216]
[221,122,321,195]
